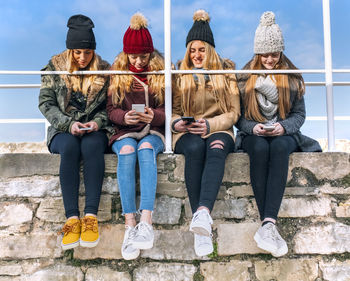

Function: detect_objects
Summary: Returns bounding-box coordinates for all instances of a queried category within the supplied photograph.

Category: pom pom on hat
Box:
[254,11,284,54]
[130,12,149,30]
[186,9,215,47]
[123,12,154,54]
[193,9,210,22]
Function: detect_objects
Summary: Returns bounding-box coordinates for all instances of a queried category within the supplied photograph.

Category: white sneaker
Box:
[189,209,213,237]
[121,226,140,260]
[194,233,213,256]
[132,221,154,250]
[254,223,288,257]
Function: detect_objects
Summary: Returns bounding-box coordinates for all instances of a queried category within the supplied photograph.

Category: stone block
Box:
[133,262,197,281]
[320,259,350,281]
[0,176,60,198]
[279,197,332,217]
[0,262,22,276]
[0,231,61,259]
[0,153,60,177]
[217,223,264,255]
[200,261,252,281]
[319,183,350,195]
[85,266,131,281]
[26,264,83,281]
[0,203,33,227]
[140,229,204,260]
[254,259,318,281]
[294,223,350,254]
[226,185,253,197]
[74,224,124,260]
[152,196,182,224]
[157,180,187,198]
[184,198,248,219]
[288,152,350,181]
[36,195,112,223]
[222,153,250,184]
[335,199,350,217]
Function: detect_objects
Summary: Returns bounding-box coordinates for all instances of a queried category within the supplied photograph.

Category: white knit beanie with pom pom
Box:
[254,11,284,54]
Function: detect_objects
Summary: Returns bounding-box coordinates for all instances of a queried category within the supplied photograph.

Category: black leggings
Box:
[242,135,298,221]
[50,131,108,218]
[175,133,234,213]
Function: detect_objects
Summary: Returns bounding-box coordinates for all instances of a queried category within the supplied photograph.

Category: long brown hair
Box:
[244,53,305,122]
[66,49,99,95]
[109,49,165,106]
[176,41,235,115]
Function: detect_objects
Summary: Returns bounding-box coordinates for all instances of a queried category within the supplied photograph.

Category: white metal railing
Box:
[0,0,348,152]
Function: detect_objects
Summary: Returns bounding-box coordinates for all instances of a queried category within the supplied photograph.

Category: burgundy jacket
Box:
[107,79,165,146]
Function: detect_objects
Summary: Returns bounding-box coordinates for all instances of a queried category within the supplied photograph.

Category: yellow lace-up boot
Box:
[60,218,81,250]
[80,216,99,248]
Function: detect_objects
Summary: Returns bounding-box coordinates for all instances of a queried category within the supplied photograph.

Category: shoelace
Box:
[263,223,282,243]
[58,221,80,236]
[125,226,137,246]
[135,222,151,239]
[81,217,98,232]
[193,210,213,224]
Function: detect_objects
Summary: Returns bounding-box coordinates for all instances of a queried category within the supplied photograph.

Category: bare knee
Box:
[138,142,153,150]
[119,145,135,154]
[210,140,224,150]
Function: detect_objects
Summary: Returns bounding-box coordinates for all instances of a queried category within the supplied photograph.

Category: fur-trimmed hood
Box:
[50,50,110,109]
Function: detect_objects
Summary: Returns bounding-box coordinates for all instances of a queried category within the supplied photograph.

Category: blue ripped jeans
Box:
[112,135,164,214]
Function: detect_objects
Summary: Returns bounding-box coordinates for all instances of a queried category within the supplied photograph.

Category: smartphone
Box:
[181,116,196,124]
[132,104,145,113]
[263,125,275,131]
[79,127,92,131]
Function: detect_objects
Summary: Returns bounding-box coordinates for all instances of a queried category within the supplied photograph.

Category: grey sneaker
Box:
[132,221,154,250]
[121,226,140,260]
[189,209,213,237]
[194,233,213,257]
[254,223,288,257]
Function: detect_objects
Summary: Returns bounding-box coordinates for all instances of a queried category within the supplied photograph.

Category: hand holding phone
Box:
[262,124,275,131]
[79,127,93,131]
[132,104,145,113]
[181,116,196,124]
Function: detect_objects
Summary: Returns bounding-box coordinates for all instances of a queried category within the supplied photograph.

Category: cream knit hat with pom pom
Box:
[254,11,284,54]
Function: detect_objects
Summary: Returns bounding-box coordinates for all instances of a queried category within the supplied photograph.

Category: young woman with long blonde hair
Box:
[172,10,240,257]
[39,15,110,250]
[236,11,321,257]
[107,13,165,260]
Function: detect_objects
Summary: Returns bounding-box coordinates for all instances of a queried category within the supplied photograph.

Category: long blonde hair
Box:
[243,53,305,122]
[176,41,234,115]
[109,49,165,106]
[66,49,99,95]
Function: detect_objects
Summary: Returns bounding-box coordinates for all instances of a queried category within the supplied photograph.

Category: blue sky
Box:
[0,0,349,142]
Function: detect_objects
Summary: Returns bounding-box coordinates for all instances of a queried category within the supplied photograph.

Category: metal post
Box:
[322,0,335,151]
[164,0,172,153]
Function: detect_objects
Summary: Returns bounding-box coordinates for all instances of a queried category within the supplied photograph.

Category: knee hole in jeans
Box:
[119,145,135,155]
[209,140,224,150]
[138,142,153,150]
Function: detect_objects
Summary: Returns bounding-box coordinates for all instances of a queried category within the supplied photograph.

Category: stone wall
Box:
[0,152,349,281]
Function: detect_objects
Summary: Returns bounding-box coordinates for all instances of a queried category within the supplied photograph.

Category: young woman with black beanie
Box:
[39,14,111,250]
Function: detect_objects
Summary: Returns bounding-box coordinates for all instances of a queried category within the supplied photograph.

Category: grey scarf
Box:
[255,75,278,123]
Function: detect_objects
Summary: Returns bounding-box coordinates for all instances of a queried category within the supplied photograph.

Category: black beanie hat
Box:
[186,10,215,48]
[66,14,96,50]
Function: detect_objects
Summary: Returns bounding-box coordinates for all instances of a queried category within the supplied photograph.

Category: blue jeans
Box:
[111,135,164,214]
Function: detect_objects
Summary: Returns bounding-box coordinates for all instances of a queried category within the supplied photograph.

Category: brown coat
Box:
[171,59,240,149]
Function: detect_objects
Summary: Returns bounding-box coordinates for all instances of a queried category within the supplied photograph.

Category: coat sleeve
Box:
[206,74,241,133]
[151,102,165,127]
[91,88,109,130]
[170,78,183,132]
[279,94,306,135]
[106,94,128,126]
[38,66,74,133]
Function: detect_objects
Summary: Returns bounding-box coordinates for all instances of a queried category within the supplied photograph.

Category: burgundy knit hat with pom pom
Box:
[123,13,154,54]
